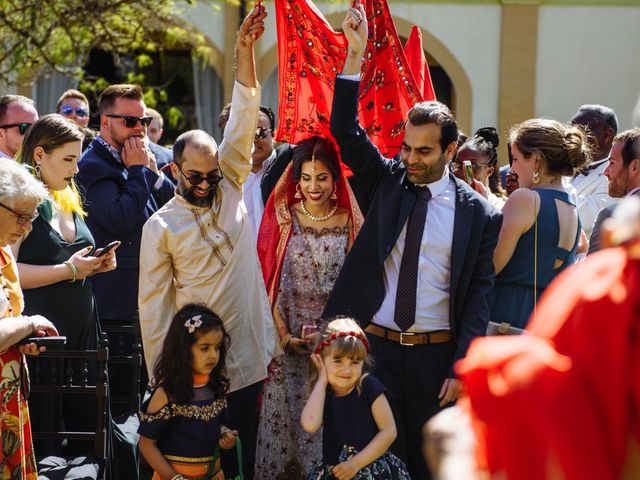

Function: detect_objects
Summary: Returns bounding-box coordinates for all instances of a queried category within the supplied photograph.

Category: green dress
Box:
[18,209,99,455]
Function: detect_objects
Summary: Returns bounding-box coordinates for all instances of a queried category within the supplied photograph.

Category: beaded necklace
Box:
[300,200,338,222]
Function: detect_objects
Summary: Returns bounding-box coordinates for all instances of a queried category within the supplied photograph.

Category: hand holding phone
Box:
[95,240,120,258]
[462,160,475,186]
[19,335,67,348]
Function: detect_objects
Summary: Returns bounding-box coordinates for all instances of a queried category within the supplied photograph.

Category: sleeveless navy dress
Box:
[491,188,580,329]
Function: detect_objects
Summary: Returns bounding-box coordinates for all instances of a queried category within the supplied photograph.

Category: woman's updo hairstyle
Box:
[509,118,591,177]
[292,137,340,182]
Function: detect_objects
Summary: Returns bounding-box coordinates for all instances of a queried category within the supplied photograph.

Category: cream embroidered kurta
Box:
[138,81,279,392]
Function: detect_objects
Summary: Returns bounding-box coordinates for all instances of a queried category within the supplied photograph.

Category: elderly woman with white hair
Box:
[0,158,58,478]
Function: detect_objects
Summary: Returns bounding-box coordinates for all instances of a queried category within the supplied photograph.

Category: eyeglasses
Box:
[0,202,39,225]
[59,106,89,118]
[449,162,491,173]
[106,114,153,128]
[174,162,223,186]
[0,123,32,135]
[255,127,272,140]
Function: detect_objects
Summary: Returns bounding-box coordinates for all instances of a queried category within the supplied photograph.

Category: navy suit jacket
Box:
[77,138,174,322]
[323,78,503,373]
[149,142,173,170]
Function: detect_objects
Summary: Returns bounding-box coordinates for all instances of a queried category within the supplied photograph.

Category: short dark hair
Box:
[292,137,340,182]
[56,89,89,112]
[614,128,640,167]
[173,130,217,166]
[572,104,618,136]
[259,106,275,131]
[98,84,144,114]
[406,101,459,152]
[0,95,35,124]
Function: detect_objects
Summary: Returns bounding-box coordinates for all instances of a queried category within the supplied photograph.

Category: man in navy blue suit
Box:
[77,84,174,328]
[322,4,502,478]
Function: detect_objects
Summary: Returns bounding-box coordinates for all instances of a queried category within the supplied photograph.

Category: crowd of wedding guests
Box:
[1,2,639,480]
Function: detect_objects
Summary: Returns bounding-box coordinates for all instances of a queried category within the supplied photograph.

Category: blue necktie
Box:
[394,186,432,331]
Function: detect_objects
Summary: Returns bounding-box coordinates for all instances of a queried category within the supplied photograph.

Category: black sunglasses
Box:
[0,202,39,225]
[0,123,32,135]
[174,162,223,186]
[255,127,272,140]
[106,114,153,128]
[59,106,89,118]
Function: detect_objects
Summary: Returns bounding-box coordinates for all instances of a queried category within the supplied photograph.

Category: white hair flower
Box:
[184,315,203,333]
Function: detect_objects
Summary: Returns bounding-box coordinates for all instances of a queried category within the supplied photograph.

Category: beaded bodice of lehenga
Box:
[277,213,350,336]
[255,211,350,479]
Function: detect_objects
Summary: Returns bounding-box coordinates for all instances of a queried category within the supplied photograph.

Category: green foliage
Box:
[0,0,228,86]
[165,107,184,129]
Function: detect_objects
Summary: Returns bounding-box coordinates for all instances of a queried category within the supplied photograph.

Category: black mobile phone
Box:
[18,336,67,347]
[95,240,119,257]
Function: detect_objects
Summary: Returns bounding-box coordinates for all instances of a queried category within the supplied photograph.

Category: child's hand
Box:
[311,353,328,385]
[332,458,360,480]
[218,429,238,450]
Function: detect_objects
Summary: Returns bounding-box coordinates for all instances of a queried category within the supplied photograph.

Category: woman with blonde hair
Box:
[12,114,118,454]
[491,118,590,329]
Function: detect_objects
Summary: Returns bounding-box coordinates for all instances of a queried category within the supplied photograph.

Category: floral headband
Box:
[184,315,203,333]
[315,330,369,354]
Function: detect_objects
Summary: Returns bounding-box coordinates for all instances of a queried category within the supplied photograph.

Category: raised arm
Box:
[341,0,368,76]
[217,4,265,192]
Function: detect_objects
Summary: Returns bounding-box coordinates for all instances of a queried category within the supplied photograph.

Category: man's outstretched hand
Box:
[237,2,267,50]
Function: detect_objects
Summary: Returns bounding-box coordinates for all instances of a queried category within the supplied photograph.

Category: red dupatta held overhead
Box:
[257,162,364,305]
[274,0,422,158]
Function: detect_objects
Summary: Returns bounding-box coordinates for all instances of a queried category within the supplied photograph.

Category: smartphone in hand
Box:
[462,160,475,186]
[18,336,67,348]
[95,240,119,258]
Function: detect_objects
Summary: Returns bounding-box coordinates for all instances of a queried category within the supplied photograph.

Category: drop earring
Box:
[330,186,337,200]
[35,163,41,179]
[532,171,541,185]
[294,184,302,199]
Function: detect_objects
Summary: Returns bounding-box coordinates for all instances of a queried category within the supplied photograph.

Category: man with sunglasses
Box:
[76,82,175,402]
[56,89,91,128]
[138,5,277,478]
[0,95,38,160]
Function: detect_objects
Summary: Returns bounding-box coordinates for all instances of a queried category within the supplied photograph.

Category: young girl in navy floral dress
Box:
[138,304,237,480]
[301,317,411,480]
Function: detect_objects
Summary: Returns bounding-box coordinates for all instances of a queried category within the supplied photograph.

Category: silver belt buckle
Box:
[399,332,415,346]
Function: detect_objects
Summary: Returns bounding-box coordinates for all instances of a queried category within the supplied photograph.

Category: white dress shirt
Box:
[0,150,13,160]
[243,149,275,239]
[373,171,455,332]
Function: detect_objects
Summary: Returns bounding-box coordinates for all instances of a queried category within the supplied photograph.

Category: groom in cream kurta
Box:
[138,5,278,477]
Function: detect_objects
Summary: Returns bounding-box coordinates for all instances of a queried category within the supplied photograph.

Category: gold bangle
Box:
[280,332,293,351]
[63,261,77,283]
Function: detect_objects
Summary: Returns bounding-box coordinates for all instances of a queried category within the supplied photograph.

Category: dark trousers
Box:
[367,333,456,480]
[221,380,264,480]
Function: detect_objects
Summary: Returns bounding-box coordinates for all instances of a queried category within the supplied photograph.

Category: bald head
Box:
[173,129,219,166]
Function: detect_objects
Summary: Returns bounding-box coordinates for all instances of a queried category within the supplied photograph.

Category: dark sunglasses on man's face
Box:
[255,127,272,140]
[106,114,153,129]
[174,162,223,186]
[59,106,89,118]
[0,123,32,135]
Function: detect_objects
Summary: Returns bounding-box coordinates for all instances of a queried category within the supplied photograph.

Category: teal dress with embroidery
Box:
[490,188,580,329]
[138,385,228,479]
